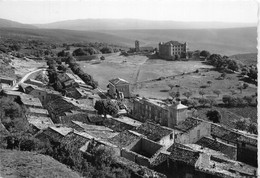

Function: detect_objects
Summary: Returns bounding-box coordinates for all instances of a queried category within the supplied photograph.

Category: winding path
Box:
[12,68,46,90]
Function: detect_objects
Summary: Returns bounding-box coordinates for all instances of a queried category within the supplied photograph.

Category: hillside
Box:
[35,18,256,31]
[229,53,257,65]
[0,18,36,29]
[0,27,257,55]
[0,149,82,178]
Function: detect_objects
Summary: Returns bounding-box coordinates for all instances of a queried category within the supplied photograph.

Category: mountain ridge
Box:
[0,18,37,29]
[34,18,256,31]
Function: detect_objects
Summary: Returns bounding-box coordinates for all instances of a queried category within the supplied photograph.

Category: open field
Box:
[10,58,46,78]
[80,53,257,99]
[0,149,82,178]
[195,106,257,129]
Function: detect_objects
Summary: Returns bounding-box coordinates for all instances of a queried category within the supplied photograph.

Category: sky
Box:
[0,0,258,24]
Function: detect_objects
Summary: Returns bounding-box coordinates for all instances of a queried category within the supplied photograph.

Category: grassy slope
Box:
[0,27,257,55]
[229,53,257,65]
[0,149,82,178]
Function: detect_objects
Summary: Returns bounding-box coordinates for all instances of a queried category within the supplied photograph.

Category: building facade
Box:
[158,41,188,60]
[108,78,130,99]
[132,97,188,129]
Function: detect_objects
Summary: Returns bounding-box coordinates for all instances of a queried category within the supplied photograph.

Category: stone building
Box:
[132,97,188,129]
[158,41,188,60]
[134,40,154,52]
[107,78,130,99]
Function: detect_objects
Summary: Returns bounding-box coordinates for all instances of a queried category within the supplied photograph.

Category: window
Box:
[197,130,200,139]
[170,133,173,140]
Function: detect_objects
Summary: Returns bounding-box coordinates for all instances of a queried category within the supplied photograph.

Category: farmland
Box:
[80,53,257,99]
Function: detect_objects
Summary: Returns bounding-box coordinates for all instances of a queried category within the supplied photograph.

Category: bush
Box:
[174,54,180,60]
[100,56,105,60]
[206,110,221,123]
[200,50,210,58]
[198,98,209,107]
[100,47,114,54]
[213,89,221,97]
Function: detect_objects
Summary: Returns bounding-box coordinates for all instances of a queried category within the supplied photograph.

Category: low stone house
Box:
[211,123,257,167]
[135,122,175,148]
[35,126,73,143]
[107,78,130,99]
[104,115,142,132]
[151,143,257,178]
[196,136,237,160]
[0,76,16,87]
[174,117,211,144]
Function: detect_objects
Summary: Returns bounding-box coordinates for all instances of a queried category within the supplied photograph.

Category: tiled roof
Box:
[27,115,54,130]
[72,121,113,132]
[164,41,185,46]
[237,135,257,146]
[211,124,257,146]
[110,116,142,127]
[136,122,173,142]
[20,95,43,108]
[174,117,202,132]
[28,107,49,115]
[61,131,91,151]
[167,143,200,166]
[109,78,129,85]
[71,120,118,139]
[108,130,141,148]
[196,137,236,159]
[0,76,16,81]
[49,126,73,136]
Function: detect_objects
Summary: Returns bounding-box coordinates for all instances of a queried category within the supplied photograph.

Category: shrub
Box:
[183,91,192,99]
[200,85,208,88]
[198,98,209,107]
[213,89,221,97]
[100,56,105,60]
[200,50,210,58]
[174,54,180,60]
[206,110,221,123]
[199,90,206,97]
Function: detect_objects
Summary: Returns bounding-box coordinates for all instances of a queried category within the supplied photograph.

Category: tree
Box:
[235,118,248,131]
[100,56,105,60]
[193,50,200,59]
[72,48,87,56]
[206,110,221,123]
[248,67,257,81]
[174,54,180,60]
[248,123,257,134]
[213,89,221,97]
[168,84,175,90]
[94,100,119,117]
[57,50,69,57]
[227,59,239,71]
[100,47,114,54]
[186,51,193,59]
[199,90,206,98]
[183,91,192,99]
[243,95,253,105]
[200,50,210,58]
[230,89,237,95]
[198,98,209,107]
[207,81,212,87]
